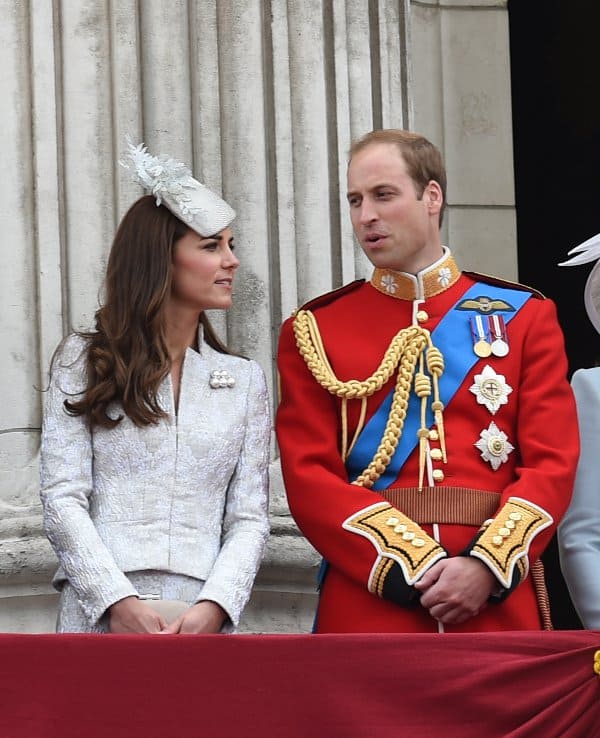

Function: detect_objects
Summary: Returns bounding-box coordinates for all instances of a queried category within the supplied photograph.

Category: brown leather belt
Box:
[379,486,502,526]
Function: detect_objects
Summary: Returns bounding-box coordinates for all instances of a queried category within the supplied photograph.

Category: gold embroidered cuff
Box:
[343,502,446,587]
[469,497,553,589]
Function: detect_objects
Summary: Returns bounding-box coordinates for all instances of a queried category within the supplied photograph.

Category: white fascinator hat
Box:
[559,232,600,334]
[120,140,235,237]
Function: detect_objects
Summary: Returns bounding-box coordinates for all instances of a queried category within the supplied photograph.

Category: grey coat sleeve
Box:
[40,336,137,626]
[558,367,600,628]
[198,359,271,627]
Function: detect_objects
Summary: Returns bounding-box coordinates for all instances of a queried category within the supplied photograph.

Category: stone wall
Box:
[0,0,514,632]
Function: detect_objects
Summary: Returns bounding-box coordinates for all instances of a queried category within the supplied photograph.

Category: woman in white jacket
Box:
[40,142,270,634]
[558,233,600,629]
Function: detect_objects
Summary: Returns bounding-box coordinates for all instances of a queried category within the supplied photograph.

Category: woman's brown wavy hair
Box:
[64,195,232,428]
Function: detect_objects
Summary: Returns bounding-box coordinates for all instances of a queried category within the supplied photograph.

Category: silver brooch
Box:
[209,369,235,389]
[474,421,514,470]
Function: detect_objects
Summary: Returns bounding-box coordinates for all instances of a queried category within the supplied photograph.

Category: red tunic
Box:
[276,261,579,633]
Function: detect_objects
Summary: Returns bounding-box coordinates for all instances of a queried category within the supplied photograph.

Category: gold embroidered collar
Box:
[370,248,461,301]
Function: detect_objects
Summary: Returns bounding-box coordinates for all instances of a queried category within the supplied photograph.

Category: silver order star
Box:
[380,273,398,294]
[437,266,452,288]
[475,421,514,470]
[469,365,512,415]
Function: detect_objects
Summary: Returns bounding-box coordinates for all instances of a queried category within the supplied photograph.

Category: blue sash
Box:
[345,282,532,490]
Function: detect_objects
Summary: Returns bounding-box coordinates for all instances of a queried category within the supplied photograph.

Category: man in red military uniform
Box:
[276,129,579,633]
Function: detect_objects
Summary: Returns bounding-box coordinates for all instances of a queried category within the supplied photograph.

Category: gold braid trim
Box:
[470,497,553,589]
[293,309,446,489]
[530,559,553,631]
[343,502,447,586]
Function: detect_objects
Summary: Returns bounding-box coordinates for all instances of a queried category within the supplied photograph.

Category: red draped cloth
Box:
[1,631,599,738]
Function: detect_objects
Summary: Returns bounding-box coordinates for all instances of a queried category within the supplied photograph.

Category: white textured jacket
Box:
[40,332,270,628]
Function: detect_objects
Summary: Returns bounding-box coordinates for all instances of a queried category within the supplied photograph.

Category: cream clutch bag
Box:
[144,599,189,623]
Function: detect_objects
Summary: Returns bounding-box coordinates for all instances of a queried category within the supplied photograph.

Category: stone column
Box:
[411,0,517,277]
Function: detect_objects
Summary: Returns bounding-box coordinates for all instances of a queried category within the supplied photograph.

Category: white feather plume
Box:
[119,139,198,218]
[559,232,600,267]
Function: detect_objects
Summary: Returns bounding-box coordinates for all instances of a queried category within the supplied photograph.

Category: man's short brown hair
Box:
[349,129,447,225]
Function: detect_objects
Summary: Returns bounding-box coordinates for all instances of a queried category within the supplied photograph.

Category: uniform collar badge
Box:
[370,248,460,301]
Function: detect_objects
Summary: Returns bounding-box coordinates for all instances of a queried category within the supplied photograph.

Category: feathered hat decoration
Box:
[559,232,600,333]
[120,139,235,237]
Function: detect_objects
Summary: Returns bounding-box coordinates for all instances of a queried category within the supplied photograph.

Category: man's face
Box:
[347,143,443,274]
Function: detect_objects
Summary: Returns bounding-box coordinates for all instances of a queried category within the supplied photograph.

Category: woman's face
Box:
[170,226,239,312]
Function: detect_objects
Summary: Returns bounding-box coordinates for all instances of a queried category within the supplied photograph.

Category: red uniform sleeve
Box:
[465,298,579,593]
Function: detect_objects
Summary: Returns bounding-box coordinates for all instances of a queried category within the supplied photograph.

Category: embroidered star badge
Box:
[438,266,452,288]
[469,365,512,415]
[380,273,398,294]
[475,421,514,470]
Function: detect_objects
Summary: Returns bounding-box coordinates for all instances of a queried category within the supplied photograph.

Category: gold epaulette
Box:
[290,279,365,317]
[463,271,545,299]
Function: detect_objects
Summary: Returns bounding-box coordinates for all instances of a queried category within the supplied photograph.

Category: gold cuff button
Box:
[492,535,503,547]
[509,512,522,521]
[386,517,399,526]
[412,538,425,548]
[402,531,416,541]
[498,527,511,538]
[505,520,515,530]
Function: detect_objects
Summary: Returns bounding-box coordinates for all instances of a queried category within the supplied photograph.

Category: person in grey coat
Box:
[558,233,600,629]
[40,142,270,634]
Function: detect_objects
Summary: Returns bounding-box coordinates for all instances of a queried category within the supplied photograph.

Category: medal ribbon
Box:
[471,315,491,353]
[345,282,532,490]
